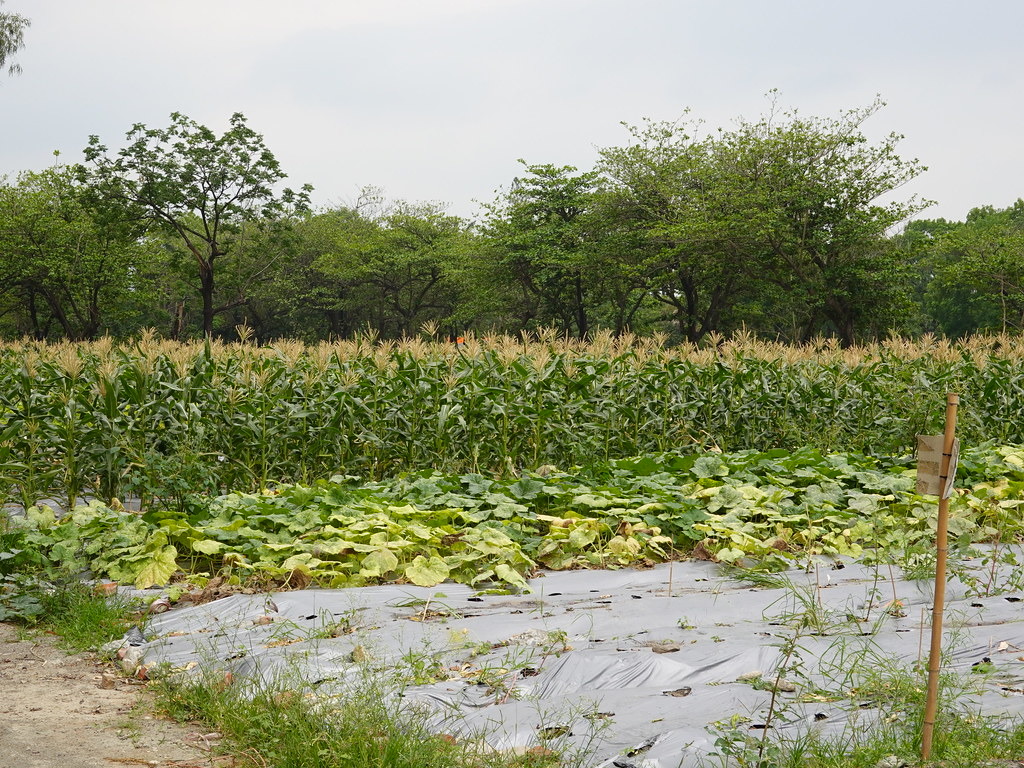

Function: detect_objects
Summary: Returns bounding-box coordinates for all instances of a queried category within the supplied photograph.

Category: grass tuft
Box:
[152,668,563,768]
[39,580,139,651]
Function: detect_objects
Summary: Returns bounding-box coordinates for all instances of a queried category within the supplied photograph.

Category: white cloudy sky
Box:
[2,0,1021,223]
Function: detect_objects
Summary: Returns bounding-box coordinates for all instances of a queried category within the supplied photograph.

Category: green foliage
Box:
[0,1,28,76]
[15,440,1024,592]
[0,165,152,340]
[726,97,928,345]
[596,97,928,344]
[18,500,183,589]
[9,334,1024,507]
[16,463,694,589]
[0,519,41,574]
[921,200,1024,336]
[0,514,137,648]
[79,112,311,336]
[153,667,568,768]
[0,98,1016,343]
[0,515,45,621]
[0,573,44,622]
[301,195,467,339]
[481,162,607,338]
[0,98,1021,343]
[36,580,138,651]
[598,114,768,343]
[0,98,942,343]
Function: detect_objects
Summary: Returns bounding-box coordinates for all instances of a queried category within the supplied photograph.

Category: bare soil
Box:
[0,622,215,768]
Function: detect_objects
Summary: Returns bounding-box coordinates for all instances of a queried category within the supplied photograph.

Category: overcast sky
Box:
[2,1,1021,224]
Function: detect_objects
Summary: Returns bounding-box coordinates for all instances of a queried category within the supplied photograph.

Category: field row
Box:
[1,334,1023,507]
[10,443,1024,591]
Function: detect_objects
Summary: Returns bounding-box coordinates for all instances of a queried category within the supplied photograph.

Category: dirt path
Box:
[0,622,214,768]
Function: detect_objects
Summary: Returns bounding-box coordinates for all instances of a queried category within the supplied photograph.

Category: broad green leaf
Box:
[360,548,399,577]
[508,478,545,500]
[192,539,224,555]
[490,501,528,519]
[461,474,493,495]
[133,545,179,589]
[568,524,599,549]
[286,507,324,532]
[494,563,528,589]
[261,542,298,551]
[465,528,515,554]
[693,456,729,479]
[572,494,611,509]
[404,555,450,587]
[313,539,358,555]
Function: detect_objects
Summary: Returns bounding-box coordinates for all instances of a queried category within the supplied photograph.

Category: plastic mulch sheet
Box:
[118,556,1024,767]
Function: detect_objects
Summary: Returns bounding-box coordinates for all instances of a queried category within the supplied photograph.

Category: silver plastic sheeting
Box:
[118,555,1024,767]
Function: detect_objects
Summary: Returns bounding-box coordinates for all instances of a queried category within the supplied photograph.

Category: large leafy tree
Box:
[309,196,466,338]
[0,165,150,339]
[726,99,929,344]
[80,112,311,337]
[481,163,605,338]
[894,216,964,335]
[922,201,1024,335]
[596,100,928,345]
[0,1,28,76]
[598,119,765,343]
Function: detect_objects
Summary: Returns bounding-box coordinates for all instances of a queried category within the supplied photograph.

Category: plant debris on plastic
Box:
[107,557,1024,768]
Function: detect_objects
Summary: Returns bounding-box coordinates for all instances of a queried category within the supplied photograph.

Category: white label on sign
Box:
[916,435,959,498]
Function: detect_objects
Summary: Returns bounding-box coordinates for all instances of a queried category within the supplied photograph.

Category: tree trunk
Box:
[170,300,185,340]
[823,296,856,347]
[39,287,76,340]
[27,290,43,340]
[573,273,588,339]
[199,261,215,337]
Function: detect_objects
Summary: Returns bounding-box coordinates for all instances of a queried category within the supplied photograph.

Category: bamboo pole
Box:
[921,393,960,760]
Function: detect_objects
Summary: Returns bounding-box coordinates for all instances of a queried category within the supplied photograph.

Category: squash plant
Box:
[12,443,1024,591]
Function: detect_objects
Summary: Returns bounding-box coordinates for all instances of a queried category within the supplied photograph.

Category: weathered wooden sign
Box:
[916,434,959,498]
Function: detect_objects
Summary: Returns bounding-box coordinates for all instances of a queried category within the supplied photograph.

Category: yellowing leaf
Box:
[716,547,746,564]
[133,545,179,589]
[360,548,399,577]
[404,555,450,587]
[465,528,515,554]
[605,535,641,558]
[281,552,321,572]
[25,505,56,528]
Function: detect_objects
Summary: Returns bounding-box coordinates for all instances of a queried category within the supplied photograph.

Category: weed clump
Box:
[153,669,565,768]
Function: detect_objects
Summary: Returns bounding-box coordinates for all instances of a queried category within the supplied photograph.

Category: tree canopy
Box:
[0,1,28,76]
[481,162,603,338]
[919,201,1024,335]
[3,99,1020,343]
[0,165,150,339]
[79,112,311,336]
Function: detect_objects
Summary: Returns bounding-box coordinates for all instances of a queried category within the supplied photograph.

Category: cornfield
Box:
[1,329,1022,509]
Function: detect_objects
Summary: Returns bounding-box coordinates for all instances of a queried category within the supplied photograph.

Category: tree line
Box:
[0,100,1020,345]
